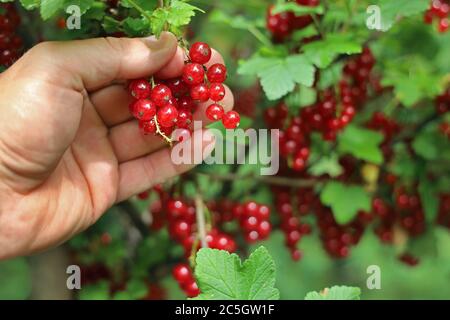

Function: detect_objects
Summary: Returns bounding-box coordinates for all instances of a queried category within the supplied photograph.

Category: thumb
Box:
[21,32,178,92]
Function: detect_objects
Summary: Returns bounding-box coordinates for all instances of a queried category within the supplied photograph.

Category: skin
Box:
[0,32,234,260]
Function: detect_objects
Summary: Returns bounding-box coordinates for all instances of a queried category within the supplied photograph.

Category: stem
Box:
[158,0,164,8]
[195,194,208,249]
[195,171,319,188]
[248,25,273,47]
[117,201,149,237]
[126,0,153,23]
[153,115,173,147]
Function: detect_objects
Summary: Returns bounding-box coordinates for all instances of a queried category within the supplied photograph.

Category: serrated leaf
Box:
[151,8,168,37]
[338,124,384,164]
[320,181,371,225]
[194,247,280,300]
[309,154,343,177]
[166,0,203,28]
[239,54,314,100]
[303,34,362,68]
[305,286,361,300]
[20,0,40,10]
[412,130,450,160]
[375,0,429,32]
[64,0,94,15]
[40,0,64,20]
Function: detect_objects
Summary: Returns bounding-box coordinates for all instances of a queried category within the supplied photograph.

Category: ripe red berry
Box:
[172,264,193,285]
[439,18,449,33]
[189,42,212,64]
[157,104,179,128]
[132,99,157,121]
[207,64,227,83]
[183,63,205,86]
[222,111,240,129]
[166,78,189,97]
[178,96,196,110]
[183,281,200,298]
[129,79,151,99]
[151,84,173,107]
[139,119,157,135]
[206,103,224,121]
[177,108,193,128]
[209,83,226,101]
[190,84,210,102]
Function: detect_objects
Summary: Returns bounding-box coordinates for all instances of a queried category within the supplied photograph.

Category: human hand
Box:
[0,32,234,260]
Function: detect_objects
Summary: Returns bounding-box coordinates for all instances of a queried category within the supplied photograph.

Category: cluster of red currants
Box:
[233,201,272,243]
[127,42,240,143]
[0,3,23,68]
[266,0,320,41]
[424,0,449,33]
[172,263,200,298]
[264,48,377,171]
[274,188,313,260]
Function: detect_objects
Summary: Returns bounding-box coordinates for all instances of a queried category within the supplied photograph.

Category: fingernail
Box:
[142,32,177,52]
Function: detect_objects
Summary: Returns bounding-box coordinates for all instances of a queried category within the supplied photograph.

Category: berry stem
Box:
[126,0,153,24]
[248,25,273,47]
[153,115,173,146]
[195,193,209,249]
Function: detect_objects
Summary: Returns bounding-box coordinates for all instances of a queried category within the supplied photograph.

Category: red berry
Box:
[438,18,449,33]
[133,99,157,121]
[171,220,192,240]
[291,249,302,261]
[172,264,193,285]
[258,221,272,239]
[222,111,240,129]
[129,79,151,99]
[177,108,193,128]
[189,42,212,64]
[183,281,200,298]
[182,63,205,86]
[190,84,210,102]
[157,104,178,128]
[179,96,195,110]
[207,64,227,83]
[139,119,157,135]
[209,83,226,101]
[151,84,172,107]
[167,78,189,97]
[206,103,225,121]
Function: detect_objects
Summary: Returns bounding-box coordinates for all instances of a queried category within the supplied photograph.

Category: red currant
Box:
[132,99,157,121]
[206,103,224,121]
[151,84,173,107]
[157,104,179,128]
[189,42,212,65]
[182,63,205,86]
[190,84,210,102]
[207,64,227,83]
[222,111,240,129]
[209,83,226,102]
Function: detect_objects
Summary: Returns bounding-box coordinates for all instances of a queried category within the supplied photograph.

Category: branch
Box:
[195,171,319,188]
[195,194,208,248]
[117,200,150,237]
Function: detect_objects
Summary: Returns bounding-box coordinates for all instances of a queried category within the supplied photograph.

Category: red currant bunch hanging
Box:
[172,263,200,298]
[424,0,450,33]
[127,42,241,145]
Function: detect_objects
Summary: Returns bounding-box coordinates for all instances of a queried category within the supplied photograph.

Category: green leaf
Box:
[303,34,362,68]
[309,154,343,178]
[20,0,40,10]
[239,54,314,100]
[0,258,32,299]
[194,246,280,300]
[78,281,110,300]
[40,0,64,20]
[64,0,94,15]
[418,176,439,223]
[320,181,371,225]
[305,286,361,300]
[338,124,384,164]
[376,0,429,32]
[123,16,150,36]
[150,8,168,37]
[285,85,317,111]
[412,130,450,160]
[166,0,203,34]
